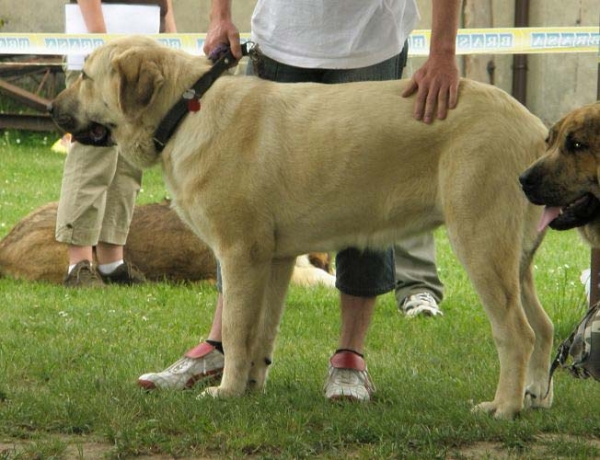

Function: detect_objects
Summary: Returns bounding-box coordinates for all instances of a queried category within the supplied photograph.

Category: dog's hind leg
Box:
[446,223,536,420]
[247,257,296,393]
[520,261,554,409]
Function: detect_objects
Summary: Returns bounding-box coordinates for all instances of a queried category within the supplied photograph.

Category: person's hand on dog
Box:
[402,0,461,124]
[402,53,460,124]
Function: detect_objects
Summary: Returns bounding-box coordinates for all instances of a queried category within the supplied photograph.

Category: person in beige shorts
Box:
[56,0,176,287]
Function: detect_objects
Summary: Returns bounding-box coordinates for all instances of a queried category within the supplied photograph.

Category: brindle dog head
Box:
[519,102,600,236]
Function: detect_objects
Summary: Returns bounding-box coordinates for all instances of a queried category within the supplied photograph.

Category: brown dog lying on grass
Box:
[0,201,334,286]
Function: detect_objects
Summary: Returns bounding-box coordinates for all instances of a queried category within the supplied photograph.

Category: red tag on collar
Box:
[187,98,201,112]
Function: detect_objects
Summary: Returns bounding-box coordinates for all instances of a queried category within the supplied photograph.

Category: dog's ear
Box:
[112,48,164,118]
[546,125,558,148]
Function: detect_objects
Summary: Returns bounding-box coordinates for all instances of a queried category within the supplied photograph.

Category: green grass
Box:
[1,133,600,459]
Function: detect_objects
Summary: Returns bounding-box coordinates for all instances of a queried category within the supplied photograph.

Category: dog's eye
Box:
[81,71,94,82]
[565,134,587,152]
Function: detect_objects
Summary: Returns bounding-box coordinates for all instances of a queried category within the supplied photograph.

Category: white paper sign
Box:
[65,3,160,70]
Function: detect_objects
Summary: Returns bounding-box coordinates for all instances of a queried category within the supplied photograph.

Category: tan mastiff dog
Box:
[50,36,552,419]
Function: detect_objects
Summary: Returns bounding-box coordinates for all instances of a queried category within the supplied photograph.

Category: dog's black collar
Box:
[152,42,252,152]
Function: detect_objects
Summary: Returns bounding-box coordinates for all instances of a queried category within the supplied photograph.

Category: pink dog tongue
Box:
[537,206,562,232]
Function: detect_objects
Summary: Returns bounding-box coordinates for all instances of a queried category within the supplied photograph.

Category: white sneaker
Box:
[400,291,444,318]
[401,292,443,317]
[324,351,375,402]
[138,341,224,390]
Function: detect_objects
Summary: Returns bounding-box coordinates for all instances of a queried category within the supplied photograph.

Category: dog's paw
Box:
[524,381,553,410]
[198,385,246,399]
[197,386,221,399]
[472,400,521,420]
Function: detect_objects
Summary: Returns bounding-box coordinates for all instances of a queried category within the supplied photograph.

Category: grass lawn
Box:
[1,132,599,459]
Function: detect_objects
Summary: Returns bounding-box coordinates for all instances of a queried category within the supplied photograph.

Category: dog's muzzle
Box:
[519,168,600,231]
[47,102,115,147]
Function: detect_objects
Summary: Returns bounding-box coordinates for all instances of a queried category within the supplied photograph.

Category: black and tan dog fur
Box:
[520,102,600,241]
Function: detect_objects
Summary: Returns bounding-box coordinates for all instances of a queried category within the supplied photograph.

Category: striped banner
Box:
[0,27,598,56]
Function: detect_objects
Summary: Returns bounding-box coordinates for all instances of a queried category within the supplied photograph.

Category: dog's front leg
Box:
[247,257,296,392]
[203,257,271,398]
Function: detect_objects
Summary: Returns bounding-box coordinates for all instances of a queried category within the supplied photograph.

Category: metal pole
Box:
[512,0,529,104]
[591,251,600,306]
[590,37,600,307]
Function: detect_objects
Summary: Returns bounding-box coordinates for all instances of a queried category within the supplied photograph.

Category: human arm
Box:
[402,0,461,124]
[203,0,242,59]
[76,0,107,33]
[164,0,177,33]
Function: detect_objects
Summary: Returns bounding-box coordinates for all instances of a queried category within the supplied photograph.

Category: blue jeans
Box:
[216,47,408,297]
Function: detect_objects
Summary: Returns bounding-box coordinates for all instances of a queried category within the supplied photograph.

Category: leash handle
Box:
[209,41,253,65]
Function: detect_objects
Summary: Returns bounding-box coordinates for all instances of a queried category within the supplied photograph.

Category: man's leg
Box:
[55,70,110,286]
[138,275,225,390]
[324,248,394,401]
[320,49,405,401]
[395,234,445,317]
[56,137,120,287]
[337,293,375,355]
[96,154,146,284]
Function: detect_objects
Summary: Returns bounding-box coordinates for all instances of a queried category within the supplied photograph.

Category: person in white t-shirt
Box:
[138,0,460,402]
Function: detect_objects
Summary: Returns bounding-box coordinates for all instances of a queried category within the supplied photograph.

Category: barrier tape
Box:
[0,27,598,56]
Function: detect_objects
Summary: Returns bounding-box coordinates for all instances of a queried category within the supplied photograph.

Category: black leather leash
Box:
[152,42,252,152]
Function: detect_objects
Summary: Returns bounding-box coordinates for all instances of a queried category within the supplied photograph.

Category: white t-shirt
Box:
[250,0,420,69]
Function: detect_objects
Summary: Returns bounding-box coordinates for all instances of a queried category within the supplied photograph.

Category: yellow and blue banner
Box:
[0,27,597,56]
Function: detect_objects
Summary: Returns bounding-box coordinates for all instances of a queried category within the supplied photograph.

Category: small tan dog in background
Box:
[50,36,552,419]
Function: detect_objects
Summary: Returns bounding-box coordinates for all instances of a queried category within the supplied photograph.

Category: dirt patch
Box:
[0,438,111,460]
[450,435,600,459]
[0,436,214,459]
[2,434,599,459]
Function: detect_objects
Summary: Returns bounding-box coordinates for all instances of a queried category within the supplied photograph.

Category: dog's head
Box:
[519,102,600,233]
[49,36,212,168]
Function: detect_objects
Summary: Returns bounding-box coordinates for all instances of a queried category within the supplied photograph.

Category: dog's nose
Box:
[519,168,547,205]
[518,170,534,189]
